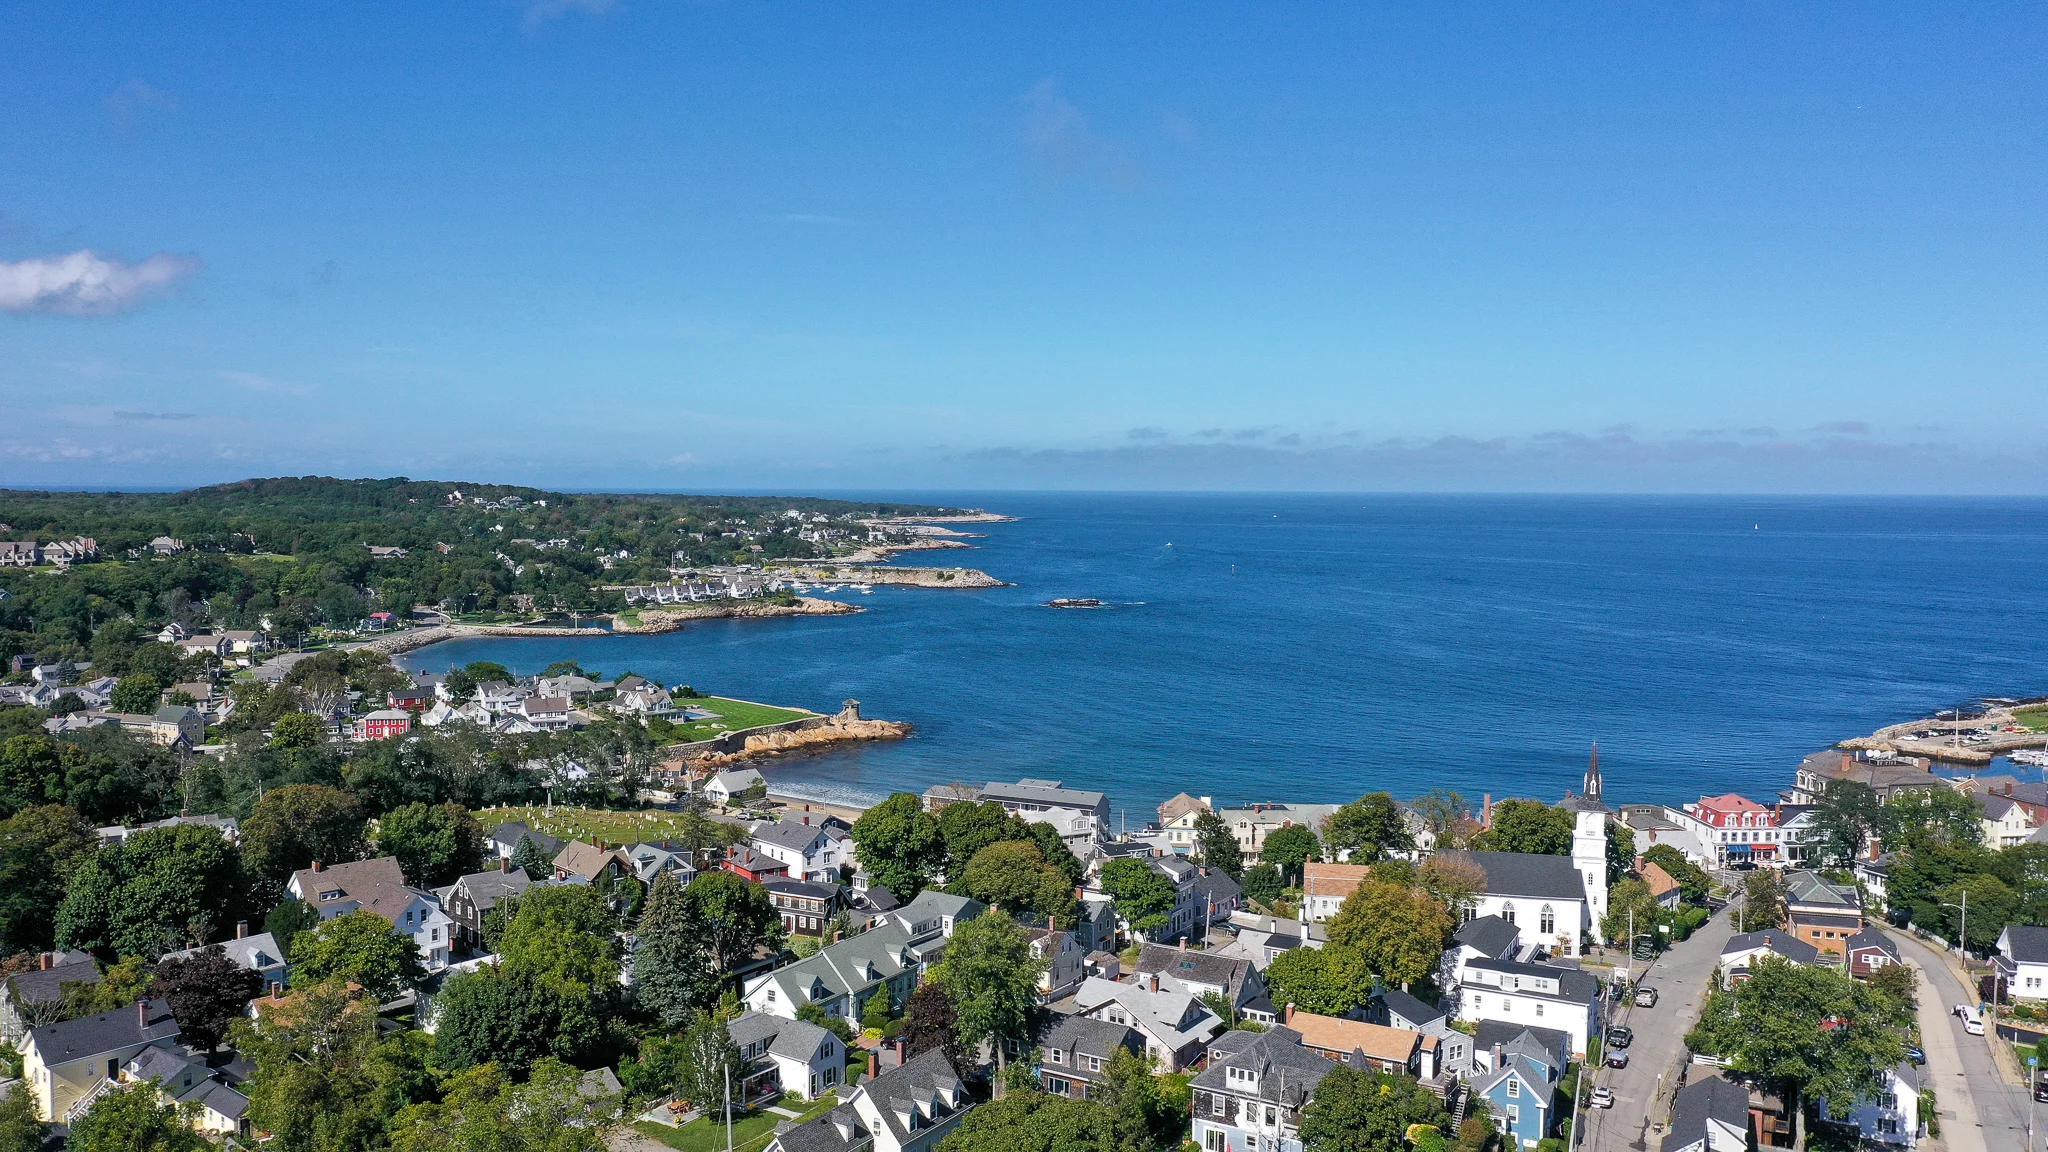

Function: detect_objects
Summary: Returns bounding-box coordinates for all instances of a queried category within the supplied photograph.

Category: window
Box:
[1505,1105,1518,1130]
[1211,1093,1227,1117]
[1048,1049,1065,1065]
[1506,1079,1519,1098]
[1049,1077,1070,1096]
[1502,906,1516,925]
[432,928,440,941]
[1085,1055,1101,1073]
[767,989,778,1004]
[1539,905,1555,935]
[1263,1106,1275,1127]
[1534,1003,1543,1018]
[1206,1130,1225,1151]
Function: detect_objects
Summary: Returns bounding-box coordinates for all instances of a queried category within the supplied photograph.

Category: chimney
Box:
[1482,795,1492,827]
[500,856,511,873]
[237,920,249,939]
[1148,972,1160,993]
[137,1000,149,1027]
[38,953,50,971]
[270,982,283,1000]
[866,1050,878,1080]
[1284,1003,1296,1024]
[311,860,323,873]
[1491,1044,1502,1069]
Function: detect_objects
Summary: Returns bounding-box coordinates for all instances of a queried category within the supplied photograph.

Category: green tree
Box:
[1641,845,1710,905]
[1099,858,1177,937]
[1298,1063,1449,1152]
[55,825,247,959]
[430,962,607,1076]
[1261,825,1322,884]
[675,1011,743,1118]
[1326,880,1453,989]
[939,801,1033,879]
[1936,872,2017,954]
[961,841,1077,926]
[269,711,326,752]
[233,978,427,1152]
[1686,956,1910,1147]
[1740,869,1789,931]
[850,792,945,898]
[1410,790,1470,848]
[510,835,554,876]
[390,1057,616,1152]
[242,784,367,880]
[936,1090,1118,1152]
[634,870,782,1025]
[110,673,164,716]
[1026,820,1086,889]
[151,944,261,1051]
[1606,819,1637,884]
[65,1081,207,1152]
[1192,810,1244,879]
[797,1000,857,1043]
[0,734,62,817]
[375,801,484,888]
[1880,787,1986,853]
[290,910,428,1000]
[1323,793,1413,864]
[264,900,322,961]
[1809,780,1883,867]
[1263,943,1374,1016]
[1241,863,1283,906]
[1473,799,1573,855]
[0,1082,45,1152]
[4,803,97,878]
[1601,878,1665,952]
[931,910,1045,1079]
[0,825,67,954]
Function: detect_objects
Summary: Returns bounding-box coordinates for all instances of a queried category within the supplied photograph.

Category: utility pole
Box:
[724,1062,734,1152]
[1945,892,1970,961]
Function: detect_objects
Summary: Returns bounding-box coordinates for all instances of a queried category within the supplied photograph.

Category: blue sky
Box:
[3,2,2046,491]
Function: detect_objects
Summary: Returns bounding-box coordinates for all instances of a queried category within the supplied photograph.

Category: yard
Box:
[633,1093,843,1152]
[2016,706,2048,732]
[478,805,727,846]
[663,696,815,743]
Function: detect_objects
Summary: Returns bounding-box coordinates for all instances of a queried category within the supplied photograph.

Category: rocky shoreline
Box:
[685,713,915,768]
[775,563,1010,589]
[615,596,860,633]
[1840,700,2048,765]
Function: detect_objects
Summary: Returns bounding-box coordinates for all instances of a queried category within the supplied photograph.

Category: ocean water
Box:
[402,494,2048,818]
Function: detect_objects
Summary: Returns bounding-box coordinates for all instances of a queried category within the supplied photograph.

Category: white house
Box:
[752,819,857,883]
[287,857,454,972]
[763,1051,970,1152]
[1072,975,1226,1072]
[728,1011,845,1103]
[1997,925,2048,999]
[158,923,288,992]
[743,921,927,1023]
[1448,956,1601,1057]
[706,769,766,806]
[1660,1075,1752,1152]
[1446,851,1596,957]
[1441,915,1523,989]
[1718,931,1820,984]
[20,998,183,1122]
[1026,926,1087,1001]
[1843,1062,1922,1146]
[1981,794,2039,848]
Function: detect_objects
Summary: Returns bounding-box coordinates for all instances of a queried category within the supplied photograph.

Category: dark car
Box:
[1606,1049,1630,1069]
[2035,1070,2048,1103]
[1905,1045,1925,1066]
[1606,1025,1634,1049]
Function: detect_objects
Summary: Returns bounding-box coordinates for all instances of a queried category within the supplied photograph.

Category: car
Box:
[1634,986,1659,1008]
[1606,1049,1630,1069]
[1590,1087,1614,1109]
[1905,1045,1926,1066]
[2035,1071,2048,1103]
[1606,1026,1634,1049]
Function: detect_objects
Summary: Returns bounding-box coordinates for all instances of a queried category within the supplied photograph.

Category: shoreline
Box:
[361,596,862,658]
[1839,699,2048,765]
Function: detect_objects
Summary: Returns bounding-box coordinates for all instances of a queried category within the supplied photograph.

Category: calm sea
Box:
[401,494,2048,819]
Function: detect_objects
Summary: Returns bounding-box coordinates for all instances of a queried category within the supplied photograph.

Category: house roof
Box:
[1133,945,1255,1000]
[160,935,286,976]
[1158,793,1209,823]
[1784,870,1860,911]
[895,890,984,930]
[1472,1021,1569,1073]
[746,921,921,1005]
[6,952,99,1007]
[1452,914,1520,958]
[1285,1009,1422,1064]
[728,1011,834,1061]
[1450,850,1590,902]
[27,997,180,1063]
[859,1049,966,1146]
[1788,912,1863,931]
[2003,925,2048,964]
[977,779,1105,810]
[290,856,417,918]
[754,821,831,854]
[1640,861,1681,900]
[1188,1026,1334,1105]
[712,769,766,791]
[1074,977,1224,1052]
[1041,1015,1143,1068]
[553,841,628,881]
[1302,862,1373,898]
[489,822,566,860]
[1721,930,1821,966]
[1662,1075,1752,1152]
[448,867,532,913]
[1376,989,1445,1028]
[1464,958,1600,1002]
[763,877,842,902]
[724,846,788,875]
[1845,928,1899,960]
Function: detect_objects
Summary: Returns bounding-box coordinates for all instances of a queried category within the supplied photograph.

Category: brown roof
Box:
[1640,861,1680,899]
[553,840,630,881]
[1285,1009,1422,1064]
[1302,862,1373,898]
[1158,793,1209,823]
[289,857,423,925]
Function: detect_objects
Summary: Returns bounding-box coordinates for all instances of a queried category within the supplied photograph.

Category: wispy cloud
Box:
[1022,79,1142,191]
[217,370,309,396]
[1127,426,1168,440]
[102,80,178,136]
[113,410,196,422]
[0,250,201,315]
[523,0,615,31]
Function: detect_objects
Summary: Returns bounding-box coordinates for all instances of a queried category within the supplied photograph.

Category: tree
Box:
[1686,956,1910,1147]
[511,835,554,876]
[1099,858,1177,937]
[0,825,67,954]
[635,870,782,1025]
[1263,943,1374,1016]
[1410,790,1470,847]
[64,1081,207,1152]
[4,803,97,878]
[152,945,261,1051]
[461,661,514,684]
[391,1057,615,1152]
[903,981,965,1068]
[961,841,1077,926]
[0,734,61,817]
[1241,864,1283,906]
[430,962,606,1076]
[290,910,428,1000]
[931,910,1044,1079]
[110,673,164,716]
[1809,781,1883,867]
[1026,821,1086,889]
[1261,825,1321,884]
[0,1083,45,1152]
[797,1000,857,1044]
[59,954,151,1018]
[1472,799,1573,855]
[264,900,321,961]
[1880,787,1986,854]
[936,1090,1119,1152]
[939,801,1033,879]
[861,985,895,1031]
[850,792,945,898]
[1298,1064,1449,1152]
[1936,872,2017,954]
[55,825,248,959]
[1192,810,1243,879]
[1601,879,1665,953]
[269,712,326,752]
[242,784,367,880]
[1606,820,1637,884]
[1323,794,1413,864]
[1417,853,1487,919]
[375,801,484,888]
[1326,881,1453,989]
[1740,869,1788,930]
[234,977,422,1152]
[1641,845,1710,905]
[674,1011,743,1118]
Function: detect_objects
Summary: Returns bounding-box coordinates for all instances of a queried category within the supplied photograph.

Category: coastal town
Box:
[0,584,2042,1152]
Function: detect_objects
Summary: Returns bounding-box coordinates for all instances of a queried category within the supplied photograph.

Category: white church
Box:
[1450,748,1612,956]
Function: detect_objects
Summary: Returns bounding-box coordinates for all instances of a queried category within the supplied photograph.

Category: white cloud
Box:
[1022,79,1142,191]
[0,250,200,315]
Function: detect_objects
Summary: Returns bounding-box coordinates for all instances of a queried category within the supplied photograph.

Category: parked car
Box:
[1606,1049,1630,1069]
[2034,1070,2048,1103]
[1590,1087,1614,1109]
[1606,1025,1634,1049]
[1905,1045,1926,1066]
[1955,1004,1985,1035]
[1634,985,1659,1008]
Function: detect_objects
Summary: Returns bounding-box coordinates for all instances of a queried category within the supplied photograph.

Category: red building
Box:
[359,709,412,740]
[1684,793,1783,866]
[721,845,789,883]
[388,687,434,713]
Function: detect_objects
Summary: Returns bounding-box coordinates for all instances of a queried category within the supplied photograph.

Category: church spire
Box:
[1584,743,1602,802]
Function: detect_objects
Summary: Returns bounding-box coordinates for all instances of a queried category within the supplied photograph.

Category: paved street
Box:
[1579,905,1738,1152]
[1889,931,2037,1152]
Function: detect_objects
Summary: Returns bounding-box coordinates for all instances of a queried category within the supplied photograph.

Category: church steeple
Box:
[1584,743,1602,802]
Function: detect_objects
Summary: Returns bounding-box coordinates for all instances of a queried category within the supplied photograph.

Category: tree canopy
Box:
[850,792,945,898]
[1471,799,1573,855]
[1323,794,1414,863]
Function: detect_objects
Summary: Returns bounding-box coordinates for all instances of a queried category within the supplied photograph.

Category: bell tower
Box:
[1570,744,1610,944]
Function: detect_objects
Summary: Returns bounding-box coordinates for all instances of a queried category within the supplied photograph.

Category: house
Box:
[1996,925,2048,999]
[1618,804,1713,867]
[763,1050,970,1152]
[1072,974,1226,1071]
[977,779,1111,843]
[220,630,269,658]
[753,819,857,883]
[742,920,928,1022]
[20,997,183,1122]
[517,695,574,731]
[1143,857,1242,942]
[1039,1015,1144,1098]
[613,685,677,717]
[437,863,532,951]
[1188,1026,1335,1152]
[1442,915,1523,988]
[1300,862,1371,923]
[388,687,435,713]
[764,877,848,938]
[623,843,696,885]
[728,1011,845,1103]
[118,1044,251,1137]
[358,709,412,740]
[1659,1075,1754,1152]
[286,857,453,972]
[1281,1005,1428,1077]
[1846,928,1901,978]
[889,891,987,941]
[1215,912,1325,967]
[706,769,767,807]
[1788,750,1940,807]
[1473,1022,1566,1150]
[919,782,980,812]
[1438,850,1596,956]
[1450,956,1602,1057]
[1367,989,1466,1073]
[1640,861,1682,909]
[1132,944,1266,1019]
[1718,931,1820,983]
[1783,869,1864,956]
[1980,793,2039,848]
[1842,1062,1921,1146]
[488,821,567,863]
[553,841,633,886]
[1675,794,1790,868]
[366,545,409,559]
[158,923,287,993]
[472,680,530,715]
[2,951,101,1044]
[1158,793,1213,855]
[1026,926,1086,1000]
[1215,803,1343,863]
[121,705,204,748]
[723,845,791,883]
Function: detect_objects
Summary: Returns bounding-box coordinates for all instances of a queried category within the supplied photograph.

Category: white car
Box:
[1590,1087,1614,1109]
[1956,1004,1985,1034]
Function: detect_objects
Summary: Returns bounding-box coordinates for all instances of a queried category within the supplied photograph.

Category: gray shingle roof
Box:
[1188,1026,1332,1106]
[449,867,532,914]
[1453,915,1520,957]
[6,952,99,1007]
[1844,928,1898,960]
[1721,930,1821,966]
[1662,1075,1751,1152]
[1464,958,1601,1003]
[1041,1015,1143,1074]
[729,1011,834,1060]
[754,822,831,853]
[1376,989,1445,1029]
[27,998,180,1063]
[1455,851,1590,902]
[2004,925,2048,964]
[1134,945,1254,1001]
[1472,1021,1570,1071]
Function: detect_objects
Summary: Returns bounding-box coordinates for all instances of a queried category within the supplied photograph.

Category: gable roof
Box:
[449,867,533,913]
[1721,930,1821,966]
[1188,1026,1333,1104]
[1134,944,1255,996]
[1640,861,1681,900]
[1376,988,1446,1029]
[747,921,921,1005]
[754,821,831,854]
[488,821,566,860]
[1845,928,1899,960]
[289,857,433,925]
[1464,957,1601,1002]
[1158,793,1209,823]
[728,1011,835,1061]
[1472,1021,1570,1073]
[160,935,286,976]
[1451,851,1590,902]
[857,1049,966,1146]
[1662,1075,1752,1152]
[1302,862,1372,898]
[1074,976,1224,1051]
[553,841,629,882]
[1285,1009,1422,1064]
[27,997,180,1063]
[5,951,100,1007]
[1041,1015,1144,1064]
[2003,925,2048,964]
[1452,914,1520,957]
[710,768,765,792]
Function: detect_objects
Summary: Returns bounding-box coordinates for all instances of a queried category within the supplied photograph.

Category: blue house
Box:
[1474,1024,1567,1150]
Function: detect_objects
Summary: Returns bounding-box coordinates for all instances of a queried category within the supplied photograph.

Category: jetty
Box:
[1839,699,2048,765]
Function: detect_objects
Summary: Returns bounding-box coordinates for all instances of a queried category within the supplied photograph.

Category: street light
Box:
[1943,892,1969,961]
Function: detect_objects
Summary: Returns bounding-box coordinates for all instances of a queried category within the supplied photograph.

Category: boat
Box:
[1047,598,1104,609]
[2011,749,2048,768]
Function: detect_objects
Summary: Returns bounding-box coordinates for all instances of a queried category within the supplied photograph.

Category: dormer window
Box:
[320,889,343,901]
[1048,1049,1065,1064]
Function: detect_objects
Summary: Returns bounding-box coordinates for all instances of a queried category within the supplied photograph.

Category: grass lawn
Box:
[634,1093,842,1152]
[2016,706,2048,732]
[665,696,814,743]
[477,805,722,846]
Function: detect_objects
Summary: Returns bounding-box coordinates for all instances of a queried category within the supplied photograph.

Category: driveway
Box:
[1578,904,1738,1151]
[1888,931,2036,1152]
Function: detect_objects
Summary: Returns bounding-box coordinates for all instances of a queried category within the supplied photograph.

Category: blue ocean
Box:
[402,494,2048,818]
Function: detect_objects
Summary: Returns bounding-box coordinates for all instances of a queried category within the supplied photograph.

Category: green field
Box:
[478,805,724,846]
[2015,706,2048,732]
[633,1093,843,1152]
[666,696,814,743]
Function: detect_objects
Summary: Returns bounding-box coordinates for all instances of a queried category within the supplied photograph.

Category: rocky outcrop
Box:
[782,564,1009,588]
[688,714,914,766]
[615,597,859,633]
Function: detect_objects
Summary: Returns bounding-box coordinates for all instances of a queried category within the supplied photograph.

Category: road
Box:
[1579,904,1738,1151]
[1889,930,2037,1152]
